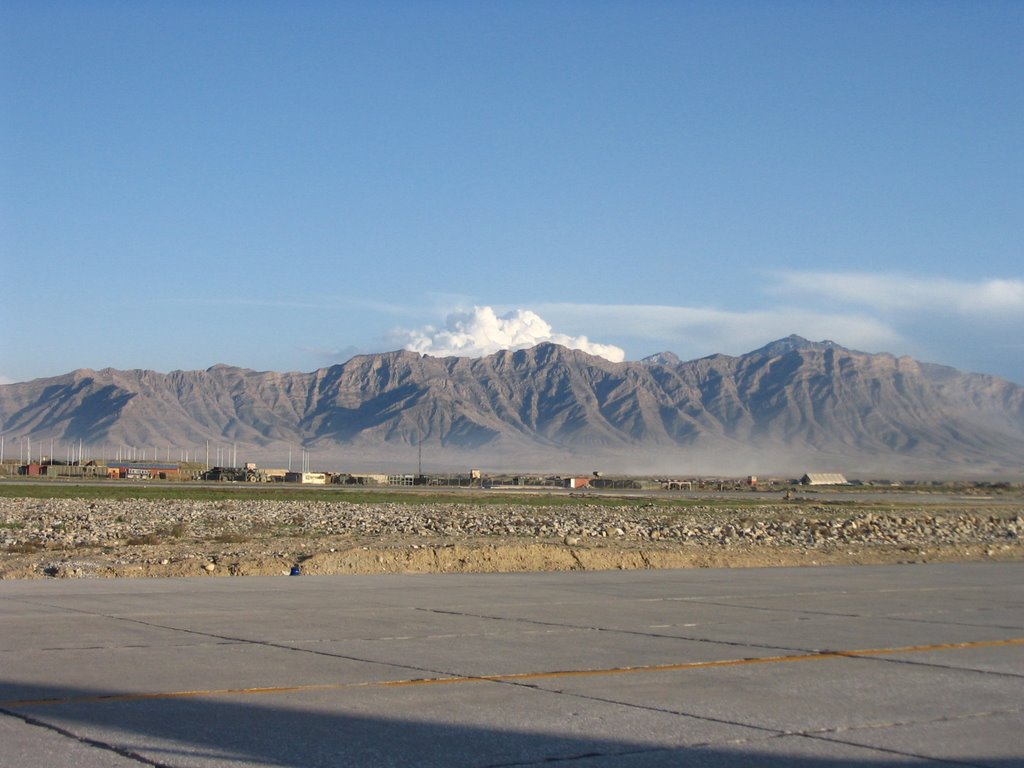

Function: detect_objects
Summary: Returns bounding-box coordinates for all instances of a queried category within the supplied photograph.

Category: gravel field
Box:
[2,494,1022,578]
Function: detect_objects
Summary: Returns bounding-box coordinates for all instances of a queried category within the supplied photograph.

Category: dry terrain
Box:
[2,484,1022,579]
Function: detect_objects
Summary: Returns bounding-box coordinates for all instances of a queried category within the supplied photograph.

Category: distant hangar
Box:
[800,473,849,486]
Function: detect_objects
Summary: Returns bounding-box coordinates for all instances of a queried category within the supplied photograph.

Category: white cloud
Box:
[382,269,1024,381]
[0,375,13,386]
[770,272,1024,316]
[400,307,626,362]
[978,279,1024,311]
[534,302,902,358]
[528,271,1024,381]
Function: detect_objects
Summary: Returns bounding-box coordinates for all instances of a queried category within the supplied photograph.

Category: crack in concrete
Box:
[803,705,1023,738]
[4,596,469,688]
[686,596,1024,632]
[0,706,173,767]
[477,743,681,767]
[481,682,1019,768]
[801,730,998,768]
[831,652,1024,679]
[415,605,819,656]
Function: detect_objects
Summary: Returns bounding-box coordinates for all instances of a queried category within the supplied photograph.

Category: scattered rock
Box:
[1,495,1022,579]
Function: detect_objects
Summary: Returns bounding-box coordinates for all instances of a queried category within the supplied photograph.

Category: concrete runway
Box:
[1,563,1021,767]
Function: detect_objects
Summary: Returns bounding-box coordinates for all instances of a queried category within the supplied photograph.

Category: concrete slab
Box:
[1,563,1021,767]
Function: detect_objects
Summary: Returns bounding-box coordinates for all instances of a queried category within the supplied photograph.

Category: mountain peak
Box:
[641,351,681,367]
[753,335,849,357]
[500,342,605,365]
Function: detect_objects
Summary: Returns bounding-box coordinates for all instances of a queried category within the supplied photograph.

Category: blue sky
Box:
[3,1,1022,384]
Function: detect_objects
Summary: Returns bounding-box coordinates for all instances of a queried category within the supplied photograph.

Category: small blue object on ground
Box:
[289,566,301,576]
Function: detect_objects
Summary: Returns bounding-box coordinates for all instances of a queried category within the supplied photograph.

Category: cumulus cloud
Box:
[400,307,626,362]
[383,270,1024,381]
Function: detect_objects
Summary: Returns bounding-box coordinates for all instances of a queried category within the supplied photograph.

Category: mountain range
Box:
[2,336,1023,477]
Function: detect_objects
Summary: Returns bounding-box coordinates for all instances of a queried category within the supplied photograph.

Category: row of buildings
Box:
[8,460,850,488]
[10,460,476,486]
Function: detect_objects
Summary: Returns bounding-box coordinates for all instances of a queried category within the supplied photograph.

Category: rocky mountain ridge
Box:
[2,336,1023,475]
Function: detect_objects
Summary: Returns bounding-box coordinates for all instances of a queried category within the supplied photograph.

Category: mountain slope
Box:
[2,337,1022,474]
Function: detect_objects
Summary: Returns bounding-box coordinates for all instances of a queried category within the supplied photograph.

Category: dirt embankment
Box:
[2,496,1022,579]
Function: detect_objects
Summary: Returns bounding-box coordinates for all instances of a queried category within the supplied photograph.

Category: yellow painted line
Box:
[4,637,1022,709]
[381,636,1024,687]
[842,637,1024,657]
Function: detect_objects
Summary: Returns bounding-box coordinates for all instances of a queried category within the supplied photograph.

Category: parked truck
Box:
[203,463,287,482]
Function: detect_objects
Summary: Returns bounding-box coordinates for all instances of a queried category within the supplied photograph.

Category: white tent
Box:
[800,473,849,486]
